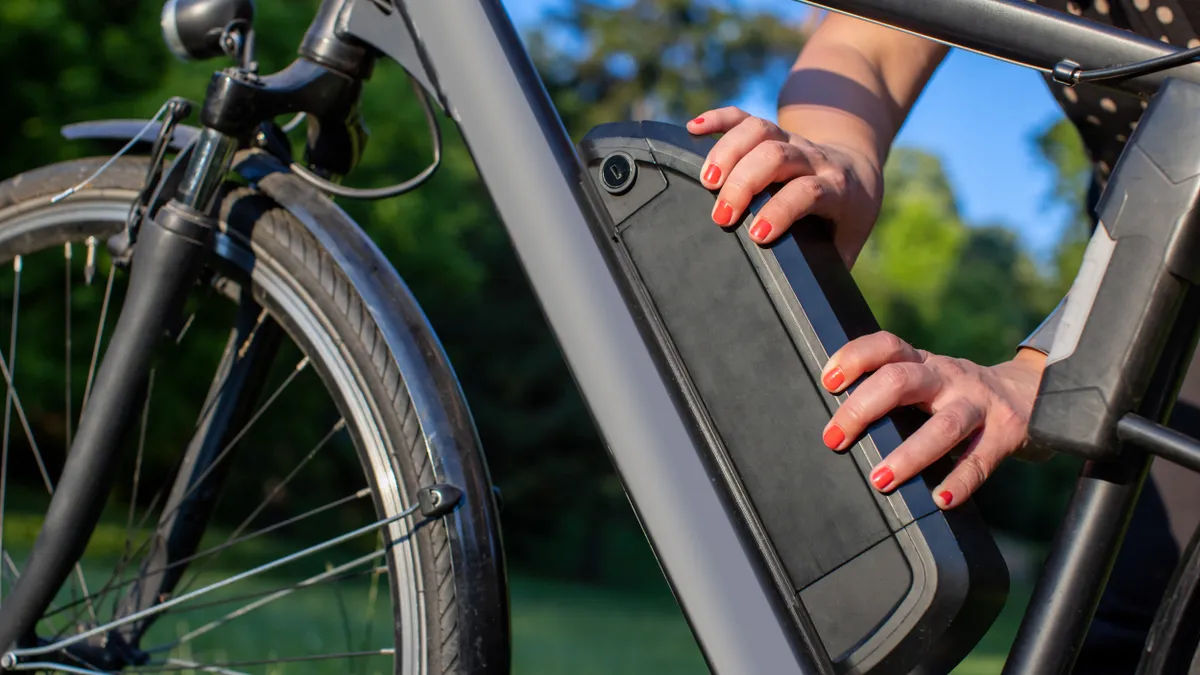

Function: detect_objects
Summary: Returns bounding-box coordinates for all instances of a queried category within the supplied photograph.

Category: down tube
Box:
[396,2,824,673]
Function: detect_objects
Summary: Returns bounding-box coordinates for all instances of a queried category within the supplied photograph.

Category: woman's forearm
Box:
[777,15,949,172]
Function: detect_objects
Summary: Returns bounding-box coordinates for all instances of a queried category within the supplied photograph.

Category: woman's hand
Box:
[687,107,883,266]
[819,331,1047,509]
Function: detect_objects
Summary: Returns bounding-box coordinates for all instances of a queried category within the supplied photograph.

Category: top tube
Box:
[800,0,1200,96]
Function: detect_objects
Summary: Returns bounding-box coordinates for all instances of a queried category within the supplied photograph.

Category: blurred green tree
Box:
[0,0,171,177]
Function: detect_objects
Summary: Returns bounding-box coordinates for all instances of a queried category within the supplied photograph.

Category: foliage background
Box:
[0,0,1093,601]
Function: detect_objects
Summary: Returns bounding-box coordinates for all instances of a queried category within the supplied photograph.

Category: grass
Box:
[0,512,1031,674]
[508,575,1031,675]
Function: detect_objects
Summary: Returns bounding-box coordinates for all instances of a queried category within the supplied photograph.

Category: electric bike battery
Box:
[578,121,1009,674]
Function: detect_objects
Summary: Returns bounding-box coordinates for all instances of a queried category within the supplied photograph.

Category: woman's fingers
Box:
[823,361,942,451]
[748,176,835,244]
[697,115,790,198]
[715,141,816,231]
[687,110,857,240]
[810,331,1040,509]
[866,399,984,493]
[931,432,1009,508]
[686,106,752,136]
[821,331,926,395]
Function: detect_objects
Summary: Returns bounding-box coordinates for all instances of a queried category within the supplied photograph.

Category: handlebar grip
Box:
[1028,77,1200,461]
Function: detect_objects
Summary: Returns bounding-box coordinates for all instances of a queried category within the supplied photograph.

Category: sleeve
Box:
[1018,296,1067,356]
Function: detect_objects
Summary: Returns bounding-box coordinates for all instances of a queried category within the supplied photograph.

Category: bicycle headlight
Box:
[160,0,255,62]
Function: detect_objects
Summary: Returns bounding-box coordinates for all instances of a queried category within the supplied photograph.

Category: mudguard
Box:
[61,119,200,152]
[233,151,511,674]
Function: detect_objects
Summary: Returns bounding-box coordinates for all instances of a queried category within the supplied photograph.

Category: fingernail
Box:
[822,366,844,391]
[691,116,705,125]
[939,490,954,507]
[712,200,733,226]
[749,218,773,241]
[870,466,894,490]
[703,163,722,185]
[822,424,846,450]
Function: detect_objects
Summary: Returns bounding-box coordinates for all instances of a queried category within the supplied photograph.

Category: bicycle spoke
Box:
[161,658,250,675]
[229,418,345,540]
[59,243,99,625]
[106,313,284,642]
[330,561,355,659]
[119,650,397,673]
[174,312,195,346]
[111,355,311,593]
[0,552,65,638]
[0,363,51,494]
[192,308,270,431]
[0,256,21,602]
[360,556,384,655]
[8,505,419,660]
[72,573,97,626]
[148,548,391,654]
[129,368,153,555]
[52,450,189,632]
[0,262,97,624]
[145,565,383,617]
[43,487,373,622]
[173,419,347,594]
[157,356,310,528]
[47,489,172,636]
[104,351,302,595]
[64,243,72,450]
[3,552,18,584]
[80,261,115,413]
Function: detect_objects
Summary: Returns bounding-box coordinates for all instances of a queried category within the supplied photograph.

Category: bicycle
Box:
[2,0,1200,673]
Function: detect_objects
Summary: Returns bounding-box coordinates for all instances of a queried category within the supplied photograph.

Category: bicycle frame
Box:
[8,0,1200,673]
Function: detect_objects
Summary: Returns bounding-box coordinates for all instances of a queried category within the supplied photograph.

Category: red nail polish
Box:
[871,466,894,490]
[939,490,954,507]
[823,424,846,450]
[691,116,705,125]
[703,164,722,184]
[712,200,733,226]
[749,218,772,241]
[822,366,844,391]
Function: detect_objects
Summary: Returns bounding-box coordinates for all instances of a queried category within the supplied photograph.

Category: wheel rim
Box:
[0,190,425,674]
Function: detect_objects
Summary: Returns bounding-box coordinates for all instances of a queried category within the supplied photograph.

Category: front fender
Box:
[61,119,200,152]
[231,150,510,674]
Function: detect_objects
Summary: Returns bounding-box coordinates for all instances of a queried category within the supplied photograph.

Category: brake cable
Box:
[287,76,442,201]
[1055,44,1200,85]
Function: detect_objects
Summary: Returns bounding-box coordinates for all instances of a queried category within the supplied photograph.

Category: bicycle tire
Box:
[1139,517,1200,674]
[0,155,509,675]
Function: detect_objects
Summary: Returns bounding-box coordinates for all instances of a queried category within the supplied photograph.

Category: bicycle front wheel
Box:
[0,156,508,674]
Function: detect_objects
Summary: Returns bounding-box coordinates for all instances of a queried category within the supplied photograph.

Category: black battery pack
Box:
[578,121,1008,674]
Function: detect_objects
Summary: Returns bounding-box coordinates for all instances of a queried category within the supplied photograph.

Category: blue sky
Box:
[502,0,1075,258]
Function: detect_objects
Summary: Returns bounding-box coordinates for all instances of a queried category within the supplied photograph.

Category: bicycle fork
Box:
[0,127,237,659]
